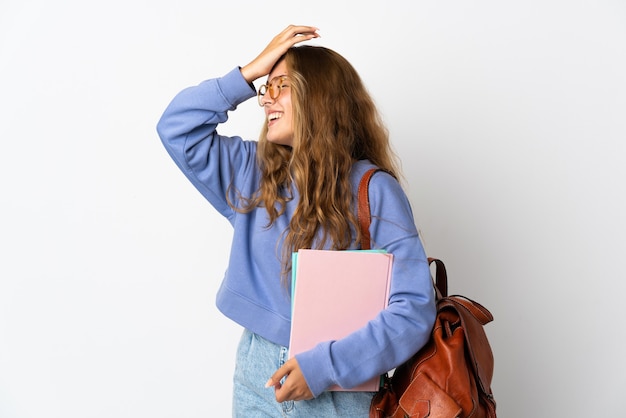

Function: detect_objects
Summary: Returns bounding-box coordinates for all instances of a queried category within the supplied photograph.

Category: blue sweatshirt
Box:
[156,67,436,397]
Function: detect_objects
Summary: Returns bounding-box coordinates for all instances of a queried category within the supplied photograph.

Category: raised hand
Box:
[240,25,320,83]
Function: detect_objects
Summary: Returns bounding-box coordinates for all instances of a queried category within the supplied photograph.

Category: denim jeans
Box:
[233,329,374,417]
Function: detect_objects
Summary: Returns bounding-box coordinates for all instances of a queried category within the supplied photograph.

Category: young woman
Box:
[157,25,436,417]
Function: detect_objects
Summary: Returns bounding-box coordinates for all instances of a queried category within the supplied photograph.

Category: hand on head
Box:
[241,25,320,83]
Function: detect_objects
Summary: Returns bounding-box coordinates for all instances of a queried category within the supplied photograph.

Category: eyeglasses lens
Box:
[257,77,286,106]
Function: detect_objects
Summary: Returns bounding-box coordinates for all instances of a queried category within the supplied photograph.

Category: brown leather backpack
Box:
[358,168,497,418]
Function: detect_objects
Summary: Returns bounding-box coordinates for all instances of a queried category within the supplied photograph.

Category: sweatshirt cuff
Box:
[295,343,334,397]
[216,67,256,108]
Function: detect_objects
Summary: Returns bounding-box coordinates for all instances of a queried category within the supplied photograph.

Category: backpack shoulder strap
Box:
[357,168,381,251]
[357,169,449,297]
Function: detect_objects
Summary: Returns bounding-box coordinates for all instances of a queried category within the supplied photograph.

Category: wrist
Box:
[240,64,261,84]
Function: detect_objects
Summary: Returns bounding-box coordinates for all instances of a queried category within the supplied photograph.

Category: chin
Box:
[266,136,293,147]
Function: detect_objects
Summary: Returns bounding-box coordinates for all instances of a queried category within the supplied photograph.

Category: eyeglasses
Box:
[257,75,289,106]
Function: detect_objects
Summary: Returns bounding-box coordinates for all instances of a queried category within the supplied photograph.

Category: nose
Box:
[259,88,274,107]
[260,92,274,106]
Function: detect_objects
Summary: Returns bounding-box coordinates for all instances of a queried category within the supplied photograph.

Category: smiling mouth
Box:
[267,112,283,124]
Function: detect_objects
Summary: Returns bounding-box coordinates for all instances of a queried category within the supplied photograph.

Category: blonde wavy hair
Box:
[236,46,400,282]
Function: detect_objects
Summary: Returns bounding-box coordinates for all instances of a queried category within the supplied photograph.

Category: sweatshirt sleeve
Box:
[295,171,437,397]
[156,67,258,219]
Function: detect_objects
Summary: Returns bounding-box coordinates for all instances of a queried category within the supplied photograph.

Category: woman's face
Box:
[261,60,293,146]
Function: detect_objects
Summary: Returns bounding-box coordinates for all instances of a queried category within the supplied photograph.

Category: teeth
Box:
[268,112,283,122]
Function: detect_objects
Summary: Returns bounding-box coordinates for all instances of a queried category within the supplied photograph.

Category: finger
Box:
[265,361,292,389]
[274,376,313,403]
[276,25,320,46]
[280,25,320,37]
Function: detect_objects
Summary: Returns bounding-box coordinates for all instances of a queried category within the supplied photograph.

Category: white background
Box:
[1,1,625,417]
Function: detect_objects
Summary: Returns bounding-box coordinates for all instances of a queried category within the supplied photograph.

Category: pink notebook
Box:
[289,249,393,391]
